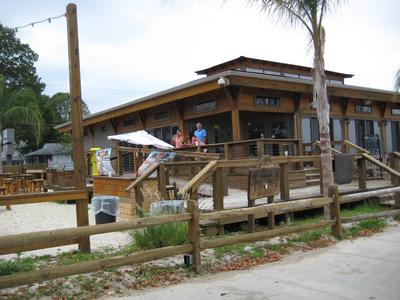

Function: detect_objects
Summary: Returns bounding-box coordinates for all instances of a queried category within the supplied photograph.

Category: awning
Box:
[108,130,174,149]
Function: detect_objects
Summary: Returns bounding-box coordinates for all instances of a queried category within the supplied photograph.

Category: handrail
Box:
[114,147,221,160]
[392,151,400,159]
[125,162,160,192]
[182,137,302,150]
[343,140,370,154]
[178,161,218,196]
[313,140,343,155]
[362,153,400,178]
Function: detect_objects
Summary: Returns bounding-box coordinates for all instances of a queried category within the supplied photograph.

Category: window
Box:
[246,67,263,74]
[392,107,400,115]
[122,118,135,127]
[194,99,217,113]
[255,96,280,107]
[283,72,300,79]
[153,111,169,122]
[264,69,281,76]
[355,104,372,113]
[300,74,313,80]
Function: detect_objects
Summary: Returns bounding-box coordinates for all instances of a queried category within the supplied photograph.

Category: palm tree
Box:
[395,69,400,95]
[0,76,42,172]
[251,1,342,204]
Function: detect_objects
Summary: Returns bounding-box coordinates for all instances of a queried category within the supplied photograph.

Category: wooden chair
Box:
[30,179,44,193]
[0,184,11,210]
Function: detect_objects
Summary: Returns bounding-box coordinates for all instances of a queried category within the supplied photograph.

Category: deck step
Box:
[306,178,320,186]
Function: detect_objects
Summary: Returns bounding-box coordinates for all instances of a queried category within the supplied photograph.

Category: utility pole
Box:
[66,3,90,253]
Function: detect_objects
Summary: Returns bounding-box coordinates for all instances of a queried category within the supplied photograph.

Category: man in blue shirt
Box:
[194,122,207,145]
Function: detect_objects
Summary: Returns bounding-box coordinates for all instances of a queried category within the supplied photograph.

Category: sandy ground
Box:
[0,178,393,260]
[0,202,132,259]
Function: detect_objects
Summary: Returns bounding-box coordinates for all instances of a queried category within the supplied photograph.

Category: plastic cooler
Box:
[92,196,119,224]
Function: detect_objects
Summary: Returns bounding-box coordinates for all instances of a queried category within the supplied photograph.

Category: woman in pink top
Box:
[174,129,184,149]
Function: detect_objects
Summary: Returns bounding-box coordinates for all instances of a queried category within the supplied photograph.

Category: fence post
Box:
[76,192,91,253]
[328,185,342,239]
[213,168,224,234]
[158,164,167,200]
[135,182,144,217]
[279,163,289,201]
[267,195,275,229]
[391,154,400,208]
[257,140,264,158]
[187,200,201,273]
[357,157,367,190]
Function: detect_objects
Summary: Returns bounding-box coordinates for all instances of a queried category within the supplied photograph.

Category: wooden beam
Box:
[200,220,335,250]
[0,213,192,254]
[341,186,400,203]
[362,153,400,178]
[342,209,400,223]
[110,118,117,132]
[200,197,332,221]
[0,190,87,206]
[187,200,201,273]
[66,3,90,253]
[0,244,193,289]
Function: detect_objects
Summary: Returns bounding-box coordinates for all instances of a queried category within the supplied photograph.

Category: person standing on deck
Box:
[194,122,206,145]
[174,129,184,149]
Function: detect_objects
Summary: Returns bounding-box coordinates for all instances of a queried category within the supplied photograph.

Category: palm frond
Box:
[395,68,400,94]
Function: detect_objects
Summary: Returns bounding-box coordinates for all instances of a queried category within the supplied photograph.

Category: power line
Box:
[12,13,66,32]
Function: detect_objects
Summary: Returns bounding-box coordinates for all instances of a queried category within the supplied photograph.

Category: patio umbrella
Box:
[107,130,174,149]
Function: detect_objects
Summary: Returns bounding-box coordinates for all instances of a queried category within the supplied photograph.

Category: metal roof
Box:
[25,143,71,157]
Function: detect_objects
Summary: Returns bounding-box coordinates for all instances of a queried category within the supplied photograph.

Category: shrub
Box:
[130,222,189,250]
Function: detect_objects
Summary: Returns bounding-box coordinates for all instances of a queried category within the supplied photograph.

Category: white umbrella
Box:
[108,130,174,149]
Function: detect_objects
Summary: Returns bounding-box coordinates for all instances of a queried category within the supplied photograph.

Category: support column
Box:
[342,119,349,153]
[380,121,387,155]
[66,3,90,253]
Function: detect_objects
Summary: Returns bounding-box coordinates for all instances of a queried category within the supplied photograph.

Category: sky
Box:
[1,0,399,114]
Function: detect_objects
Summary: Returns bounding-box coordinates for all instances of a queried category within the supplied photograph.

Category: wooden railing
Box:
[2,180,400,289]
[0,188,342,289]
[0,190,90,254]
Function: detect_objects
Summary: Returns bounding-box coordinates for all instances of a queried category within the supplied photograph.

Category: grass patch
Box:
[341,202,389,218]
[0,257,37,276]
[343,219,388,238]
[288,227,330,243]
[214,243,249,258]
[130,222,188,250]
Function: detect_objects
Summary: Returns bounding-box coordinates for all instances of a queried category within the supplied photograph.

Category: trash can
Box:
[92,196,119,224]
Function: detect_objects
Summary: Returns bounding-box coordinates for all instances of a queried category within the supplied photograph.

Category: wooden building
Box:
[56,56,400,155]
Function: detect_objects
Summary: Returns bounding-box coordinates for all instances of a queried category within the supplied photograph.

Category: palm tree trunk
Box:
[313,43,334,218]
[0,124,3,174]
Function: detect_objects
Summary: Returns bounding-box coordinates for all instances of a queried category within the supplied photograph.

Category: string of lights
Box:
[12,13,66,32]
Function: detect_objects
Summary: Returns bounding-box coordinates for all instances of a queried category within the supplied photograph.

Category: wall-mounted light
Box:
[217,77,230,87]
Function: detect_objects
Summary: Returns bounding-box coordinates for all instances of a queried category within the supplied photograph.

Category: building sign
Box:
[194,99,217,113]
[255,96,280,107]
[355,104,372,113]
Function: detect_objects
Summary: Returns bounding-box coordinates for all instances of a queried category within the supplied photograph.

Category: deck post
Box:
[328,185,342,239]
[66,3,90,253]
[357,157,367,190]
[157,164,167,200]
[213,167,224,234]
[187,200,201,273]
[135,181,144,217]
[267,195,275,229]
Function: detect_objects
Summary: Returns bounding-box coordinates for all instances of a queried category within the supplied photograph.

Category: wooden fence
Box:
[0,190,90,254]
[2,182,400,289]
[0,186,340,289]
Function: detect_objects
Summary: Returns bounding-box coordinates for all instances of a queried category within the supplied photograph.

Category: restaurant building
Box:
[56,56,400,155]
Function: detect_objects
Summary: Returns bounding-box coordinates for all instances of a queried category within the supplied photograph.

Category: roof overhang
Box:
[56,70,399,133]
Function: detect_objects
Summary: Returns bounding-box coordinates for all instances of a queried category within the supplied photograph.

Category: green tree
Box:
[251,0,343,208]
[0,76,42,171]
[0,24,45,94]
[50,92,90,123]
